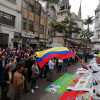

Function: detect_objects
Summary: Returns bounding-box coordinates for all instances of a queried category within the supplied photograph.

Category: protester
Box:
[9,57,16,83]
[80,53,100,99]
[31,60,39,93]
[47,58,55,82]
[57,59,63,75]
[44,62,49,78]
[21,66,29,94]
[62,58,68,71]
[13,65,25,100]
[0,64,11,100]
[26,56,34,82]
[0,56,8,73]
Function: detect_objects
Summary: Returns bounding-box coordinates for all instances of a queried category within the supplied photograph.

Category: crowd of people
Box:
[0,47,95,100]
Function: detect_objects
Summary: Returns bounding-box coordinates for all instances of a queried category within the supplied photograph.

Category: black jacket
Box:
[0,69,9,87]
[0,59,8,73]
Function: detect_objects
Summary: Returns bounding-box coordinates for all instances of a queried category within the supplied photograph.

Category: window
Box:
[28,20,33,31]
[60,6,65,11]
[98,34,100,38]
[74,33,78,38]
[0,11,15,26]
[40,25,44,34]
[23,18,27,30]
[23,0,27,9]
[29,4,34,12]
[35,7,40,16]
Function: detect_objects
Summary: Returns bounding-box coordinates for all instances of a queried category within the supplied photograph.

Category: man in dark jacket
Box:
[26,56,34,82]
[0,64,11,100]
[0,56,8,73]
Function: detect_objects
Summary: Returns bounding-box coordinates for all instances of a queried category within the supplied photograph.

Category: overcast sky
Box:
[70,0,99,31]
[39,0,100,31]
[70,0,99,19]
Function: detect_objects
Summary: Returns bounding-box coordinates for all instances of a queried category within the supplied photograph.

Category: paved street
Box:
[0,59,90,100]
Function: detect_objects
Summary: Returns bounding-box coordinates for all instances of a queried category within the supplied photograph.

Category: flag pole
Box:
[75,55,82,62]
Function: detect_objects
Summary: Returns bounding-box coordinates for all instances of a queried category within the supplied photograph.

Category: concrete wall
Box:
[0,0,22,49]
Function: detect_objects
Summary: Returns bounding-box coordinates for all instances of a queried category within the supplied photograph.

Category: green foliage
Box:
[49,17,82,45]
[82,16,94,47]
[81,29,94,47]
[84,16,94,25]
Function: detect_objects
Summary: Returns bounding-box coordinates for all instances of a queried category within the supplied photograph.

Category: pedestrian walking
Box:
[13,65,24,100]
[0,64,11,100]
[31,60,39,93]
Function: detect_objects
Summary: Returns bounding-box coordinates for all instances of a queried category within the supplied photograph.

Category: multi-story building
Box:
[92,1,100,50]
[48,0,84,47]
[22,0,46,48]
[69,10,84,46]
[48,0,71,46]
[0,0,22,49]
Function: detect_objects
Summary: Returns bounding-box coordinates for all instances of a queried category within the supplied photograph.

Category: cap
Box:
[94,52,100,58]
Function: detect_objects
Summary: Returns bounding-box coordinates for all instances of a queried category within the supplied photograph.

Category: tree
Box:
[81,29,94,47]
[61,17,82,46]
[49,17,82,46]
[84,16,94,30]
[84,16,94,47]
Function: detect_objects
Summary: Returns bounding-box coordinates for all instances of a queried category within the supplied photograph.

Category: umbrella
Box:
[67,45,73,48]
[48,43,64,47]
[74,46,78,48]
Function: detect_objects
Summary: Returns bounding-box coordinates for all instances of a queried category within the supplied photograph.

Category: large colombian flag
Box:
[35,47,76,68]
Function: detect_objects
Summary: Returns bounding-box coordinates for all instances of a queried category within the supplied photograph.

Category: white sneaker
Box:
[31,89,34,93]
[34,86,39,89]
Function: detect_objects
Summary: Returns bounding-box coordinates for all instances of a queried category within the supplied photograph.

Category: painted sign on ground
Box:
[45,73,75,94]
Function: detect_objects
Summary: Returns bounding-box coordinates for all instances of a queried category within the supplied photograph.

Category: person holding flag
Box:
[80,52,100,100]
[35,47,75,68]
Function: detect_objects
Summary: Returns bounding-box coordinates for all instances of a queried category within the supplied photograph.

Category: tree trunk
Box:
[87,24,89,48]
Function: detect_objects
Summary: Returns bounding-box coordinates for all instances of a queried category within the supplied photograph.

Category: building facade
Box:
[92,1,100,50]
[70,12,84,46]
[22,0,47,48]
[48,0,71,46]
[0,0,22,49]
[48,0,84,47]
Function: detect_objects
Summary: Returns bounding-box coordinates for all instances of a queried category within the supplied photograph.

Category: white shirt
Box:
[58,59,63,66]
[88,63,100,99]
[49,60,55,69]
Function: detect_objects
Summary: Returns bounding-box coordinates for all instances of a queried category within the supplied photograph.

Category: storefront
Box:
[22,32,35,48]
[39,39,46,47]
[0,33,9,48]
[30,39,38,48]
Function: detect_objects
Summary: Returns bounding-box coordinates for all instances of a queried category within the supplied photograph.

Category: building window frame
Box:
[35,7,40,16]
[28,20,33,32]
[40,25,44,34]
[22,17,27,30]
[23,0,27,9]
[98,34,100,38]
[0,11,15,26]
[29,4,34,12]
